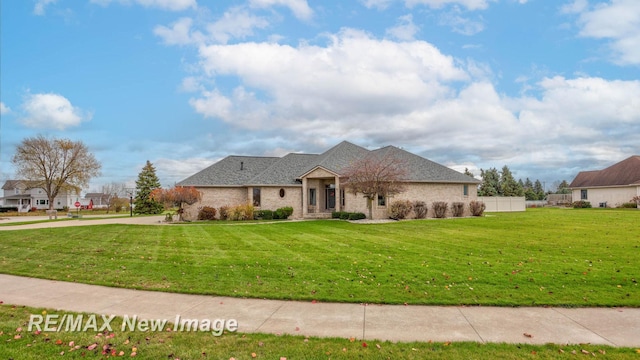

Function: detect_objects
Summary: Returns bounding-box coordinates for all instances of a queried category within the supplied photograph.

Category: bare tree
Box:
[341,152,408,219]
[101,182,127,213]
[12,135,101,210]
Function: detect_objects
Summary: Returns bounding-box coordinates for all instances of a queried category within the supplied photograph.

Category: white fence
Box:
[477,197,526,212]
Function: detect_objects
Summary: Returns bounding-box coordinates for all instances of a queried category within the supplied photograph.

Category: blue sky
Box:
[1,0,639,191]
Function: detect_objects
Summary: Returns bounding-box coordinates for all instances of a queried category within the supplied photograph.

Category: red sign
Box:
[74,201,81,208]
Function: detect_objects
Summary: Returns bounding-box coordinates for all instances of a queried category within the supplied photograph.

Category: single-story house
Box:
[85,192,111,209]
[1,180,80,212]
[178,141,480,220]
[569,155,640,208]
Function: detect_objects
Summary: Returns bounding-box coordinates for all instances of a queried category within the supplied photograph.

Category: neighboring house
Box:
[178,141,481,220]
[1,180,80,212]
[85,193,110,209]
[569,155,640,208]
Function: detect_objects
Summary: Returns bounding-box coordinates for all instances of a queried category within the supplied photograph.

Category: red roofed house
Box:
[569,156,640,208]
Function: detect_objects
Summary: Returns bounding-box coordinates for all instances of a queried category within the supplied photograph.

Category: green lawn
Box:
[0,208,638,307]
[2,305,637,359]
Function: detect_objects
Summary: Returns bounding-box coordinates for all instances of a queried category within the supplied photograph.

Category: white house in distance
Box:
[178,141,481,220]
[569,156,640,208]
[1,180,80,212]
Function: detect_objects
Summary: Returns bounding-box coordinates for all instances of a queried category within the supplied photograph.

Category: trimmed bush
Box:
[197,206,217,220]
[348,212,366,220]
[339,212,351,220]
[413,201,427,219]
[452,202,465,217]
[572,201,592,209]
[255,209,274,220]
[432,201,448,218]
[219,205,230,220]
[273,206,294,219]
[619,202,637,209]
[469,200,485,216]
[331,211,341,219]
[389,200,413,220]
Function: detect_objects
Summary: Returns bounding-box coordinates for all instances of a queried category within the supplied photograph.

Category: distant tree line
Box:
[468,166,571,200]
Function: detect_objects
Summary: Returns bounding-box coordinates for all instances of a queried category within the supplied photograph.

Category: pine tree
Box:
[134,160,164,214]
[500,165,524,196]
[533,180,545,200]
[478,168,500,196]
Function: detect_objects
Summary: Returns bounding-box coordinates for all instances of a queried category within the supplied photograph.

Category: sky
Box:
[1,0,639,192]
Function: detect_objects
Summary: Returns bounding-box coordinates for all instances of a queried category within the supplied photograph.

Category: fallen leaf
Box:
[69,341,75,347]
[16,327,22,332]
[251,353,257,358]
[14,334,21,339]
[523,333,533,338]
[295,327,300,331]
[87,343,98,351]
[349,337,355,342]
[376,344,381,349]
[119,351,125,356]
[131,351,137,357]
[60,351,64,356]
[55,339,63,345]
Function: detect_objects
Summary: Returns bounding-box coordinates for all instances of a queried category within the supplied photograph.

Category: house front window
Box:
[309,188,316,206]
[377,194,386,207]
[463,184,469,196]
[340,189,345,207]
[253,188,261,207]
[581,189,588,200]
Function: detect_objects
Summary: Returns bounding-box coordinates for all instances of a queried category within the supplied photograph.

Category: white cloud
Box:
[362,0,494,10]
[439,11,485,35]
[19,93,91,130]
[154,17,204,45]
[154,157,214,184]
[386,14,420,40]
[405,0,494,11]
[206,7,270,44]
[572,0,640,65]
[249,0,313,20]
[90,0,196,11]
[154,8,269,45]
[0,102,10,115]
[34,0,58,15]
[560,0,588,14]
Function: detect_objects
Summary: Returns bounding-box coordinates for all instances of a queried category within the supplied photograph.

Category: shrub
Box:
[348,212,366,220]
[218,205,230,220]
[413,201,427,219]
[432,201,448,218]
[331,211,342,219]
[389,200,413,220]
[273,206,293,219]
[619,202,637,209]
[339,212,351,220]
[228,204,254,221]
[197,206,217,220]
[255,209,274,220]
[572,201,592,209]
[469,200,485,216]
[452,202,465,217]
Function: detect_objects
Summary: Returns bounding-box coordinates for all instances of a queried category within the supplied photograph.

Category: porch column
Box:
[302,178,308,217]
[334,175,341,212]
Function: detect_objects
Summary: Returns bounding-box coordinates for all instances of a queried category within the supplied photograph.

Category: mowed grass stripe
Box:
[0,208,637,306]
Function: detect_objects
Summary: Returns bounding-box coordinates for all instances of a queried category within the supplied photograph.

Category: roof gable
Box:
[570,156,640,188]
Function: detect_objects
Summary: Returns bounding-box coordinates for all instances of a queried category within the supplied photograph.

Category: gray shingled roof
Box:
[178,141,480,186]
[247,153,319,185]
[372,146,480,183]
[178,156,279,186]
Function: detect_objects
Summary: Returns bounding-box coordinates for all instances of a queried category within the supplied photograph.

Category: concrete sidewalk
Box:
[1,275,638,347]
[0,215,166,230]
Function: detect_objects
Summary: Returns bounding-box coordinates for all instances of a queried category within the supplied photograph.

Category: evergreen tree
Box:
[464,167,475,178]
[478,168,500,196]
[134,160,164,214]
[500,165,524,196]
[533,180,545,200]
[555,180,571,194]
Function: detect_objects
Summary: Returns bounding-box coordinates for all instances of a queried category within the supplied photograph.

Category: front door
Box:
[326,187,335,209]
